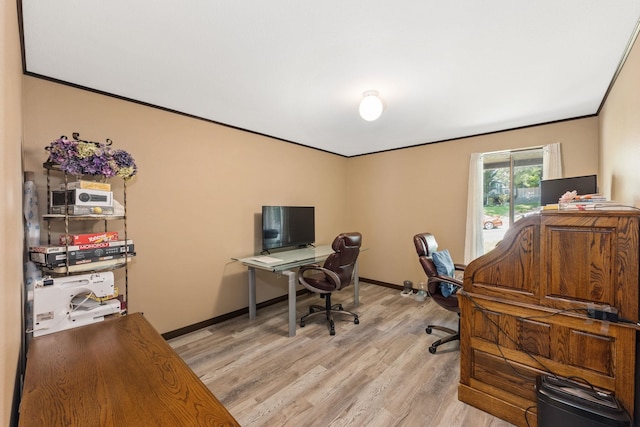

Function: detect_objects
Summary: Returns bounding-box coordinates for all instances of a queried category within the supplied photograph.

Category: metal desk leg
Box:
[248,267,257,319]
[283,270,297,337]
[353,259,360,307]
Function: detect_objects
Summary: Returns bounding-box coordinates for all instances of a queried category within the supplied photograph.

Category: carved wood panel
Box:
[464,216,540,304]
[568,330,614,376]
[540,214,639,320]
[543,217,616,306]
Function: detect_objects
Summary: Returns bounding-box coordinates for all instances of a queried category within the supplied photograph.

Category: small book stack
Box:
[542,194,632,211]
[559,194,609,210]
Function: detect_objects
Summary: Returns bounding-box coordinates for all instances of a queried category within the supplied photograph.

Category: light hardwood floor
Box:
[169,283,516,427]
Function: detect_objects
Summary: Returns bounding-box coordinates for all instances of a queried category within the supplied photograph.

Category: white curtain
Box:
[464,153,484,263]
[543,142,562,179]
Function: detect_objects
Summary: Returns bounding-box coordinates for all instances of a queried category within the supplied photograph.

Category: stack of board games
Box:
[30,238,135,273]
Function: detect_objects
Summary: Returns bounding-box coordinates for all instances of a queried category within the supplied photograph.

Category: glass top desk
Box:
[234,244,361,337]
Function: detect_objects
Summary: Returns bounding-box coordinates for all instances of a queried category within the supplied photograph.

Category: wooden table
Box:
[19,313,239,426]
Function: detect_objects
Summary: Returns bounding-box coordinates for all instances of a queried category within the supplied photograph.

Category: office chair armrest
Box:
[429,274,464,289]
[454,263,467,271]
[300,263,321,269]
[298,265,341,293]
[298,264,322,274]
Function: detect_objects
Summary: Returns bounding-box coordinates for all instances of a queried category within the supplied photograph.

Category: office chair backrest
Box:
[323,232,362,290]
[413,232,459,311]
[413,232,439,278]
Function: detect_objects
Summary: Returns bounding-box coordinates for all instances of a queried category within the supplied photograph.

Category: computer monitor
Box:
[261,206,315,252]
[540,175,598,206]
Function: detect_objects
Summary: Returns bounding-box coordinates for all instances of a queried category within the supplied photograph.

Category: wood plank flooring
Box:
[169,283,516,427]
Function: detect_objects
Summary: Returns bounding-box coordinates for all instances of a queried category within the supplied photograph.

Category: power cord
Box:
[523,405,536,427]
[458,289,559,379]
[456,289,611,425]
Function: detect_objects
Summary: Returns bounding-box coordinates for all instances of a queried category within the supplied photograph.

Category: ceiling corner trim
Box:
[597,17,640,114]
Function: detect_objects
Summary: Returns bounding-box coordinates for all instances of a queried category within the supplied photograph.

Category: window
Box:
[465,143,561,262]
[482,148,543,253]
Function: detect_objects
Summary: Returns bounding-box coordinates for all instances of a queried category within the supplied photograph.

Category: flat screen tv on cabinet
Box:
[540,175,598,206]
[262,206,315,252]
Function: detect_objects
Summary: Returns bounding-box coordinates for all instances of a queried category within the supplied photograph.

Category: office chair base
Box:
[425,325,456,335]
[426,325,459,354]
[300,298,359,335]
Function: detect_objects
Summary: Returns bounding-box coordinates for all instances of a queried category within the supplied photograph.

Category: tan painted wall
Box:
[1,0,25,424]
[22,77,351,334]
[349,118,599,287]
[599,36,640,206]
[22,75,600,335]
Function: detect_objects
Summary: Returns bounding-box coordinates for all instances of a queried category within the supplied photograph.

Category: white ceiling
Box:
[21,1,640,157]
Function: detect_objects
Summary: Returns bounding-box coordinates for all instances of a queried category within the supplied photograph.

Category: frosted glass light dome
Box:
[359,91,383,121]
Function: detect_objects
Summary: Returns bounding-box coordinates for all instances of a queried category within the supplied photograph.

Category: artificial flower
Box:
[45,135,138,180]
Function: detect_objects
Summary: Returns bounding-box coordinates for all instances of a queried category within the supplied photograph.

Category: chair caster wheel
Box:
[426,326,433,334]
[354,317,359,325]
[330,328,335,336]
[300,321,305,328]
[429,346,437,354]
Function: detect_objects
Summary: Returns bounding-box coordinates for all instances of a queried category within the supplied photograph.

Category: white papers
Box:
[251,256,282,264]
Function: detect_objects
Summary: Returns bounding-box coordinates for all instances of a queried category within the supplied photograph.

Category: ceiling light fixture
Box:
[359,90,383,121]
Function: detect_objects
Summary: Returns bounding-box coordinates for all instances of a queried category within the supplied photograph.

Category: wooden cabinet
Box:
[458,210,639,426]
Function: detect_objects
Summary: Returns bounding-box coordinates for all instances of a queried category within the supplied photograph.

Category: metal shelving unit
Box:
[42,162,130,310]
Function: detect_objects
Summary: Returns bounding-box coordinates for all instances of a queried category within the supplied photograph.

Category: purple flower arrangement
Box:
[45,135,138,180]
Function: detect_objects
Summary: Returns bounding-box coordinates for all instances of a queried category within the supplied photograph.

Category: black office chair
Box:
[413,232,465,354]
[298,232,362,335]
